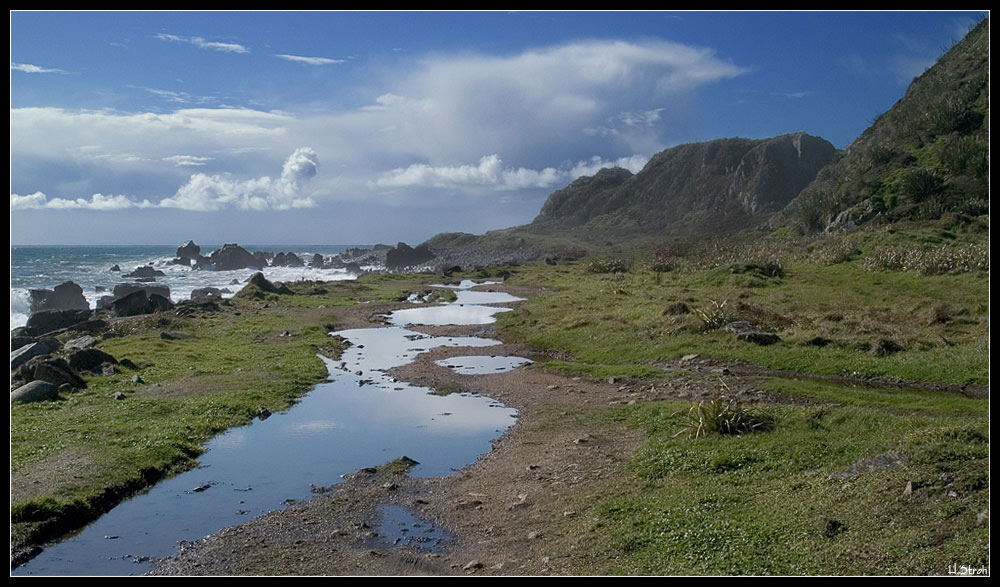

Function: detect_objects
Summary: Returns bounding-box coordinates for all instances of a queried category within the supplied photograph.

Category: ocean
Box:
[10,244,365,331]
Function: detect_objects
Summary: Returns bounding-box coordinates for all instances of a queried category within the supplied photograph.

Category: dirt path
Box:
[150,283,769,576]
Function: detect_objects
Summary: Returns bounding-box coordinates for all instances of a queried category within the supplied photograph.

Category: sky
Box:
[10,10,985,246]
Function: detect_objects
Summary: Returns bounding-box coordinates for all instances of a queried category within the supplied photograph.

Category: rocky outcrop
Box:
[11,338,61,371]
[110,290,175,317]
[271,252,304,267]
[198,244,269,272]
[191,287,224,300]
[98,284,172,310]
[28,281,89,313]
[238,272,293,296]
[385,242,436,271]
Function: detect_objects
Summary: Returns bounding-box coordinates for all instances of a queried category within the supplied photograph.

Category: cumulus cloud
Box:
[159,147,319,211]
[11,62,67,74]
[374,153,648,192]
[154,33,250,54]
[10,192,154,210]
[275,54,346,65]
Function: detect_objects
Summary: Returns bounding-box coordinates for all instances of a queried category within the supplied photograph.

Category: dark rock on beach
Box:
[24,308,93,337]
[124,265,166,279]
[28,281,89,313]
[385,242,436,271]
[271,252,305,267]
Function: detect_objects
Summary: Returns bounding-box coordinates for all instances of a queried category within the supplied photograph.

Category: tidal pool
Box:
[14,292,517,576]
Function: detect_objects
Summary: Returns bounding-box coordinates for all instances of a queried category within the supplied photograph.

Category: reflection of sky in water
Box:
[388,304,512,326]
[435,355,533,374]
[15,321,516,576]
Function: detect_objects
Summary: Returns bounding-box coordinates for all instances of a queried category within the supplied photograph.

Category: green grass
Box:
[497,236,989,386]
[586,396,988,575]
[10,273,449,556]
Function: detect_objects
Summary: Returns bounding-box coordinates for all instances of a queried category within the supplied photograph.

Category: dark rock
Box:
[724,321,781,345]
[257,407,272,420]
[439,265,462,277]
[191,287,223,300]
[124,265,166,279]
[119,358,138,370]
[109,264,121,272]
[310,253,325,268]
[271,252,304,267]
[11,339,61,371]
[112,283,171,300]
[665,302,690,315]
[10,336,37,352]
[806,336,832,347]
[241,272,293,295]
[111,290,153,317]
[63,335,98,351]
[176,240,201,260]
[160,331,194,341]
[24,309,93,337]
[201,243,265,272]
[68,348,118,373]
[25,357,86,389]
[343,262,363,275]
[544,257,557,265]
[11,380,60,404]
[148,294,175,312]
[385,242,436,271]
[29,281,89,313]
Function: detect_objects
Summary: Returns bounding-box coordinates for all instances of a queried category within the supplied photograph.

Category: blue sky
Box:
[10,10,984,245]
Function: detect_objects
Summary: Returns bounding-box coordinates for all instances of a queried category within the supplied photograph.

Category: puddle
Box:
[435,355,533,374]
[369,504,452,552]
[15,300,517,576]
[387,281,523,326]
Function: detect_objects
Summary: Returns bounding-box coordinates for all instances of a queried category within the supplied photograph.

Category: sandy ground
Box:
[149,281,779,576]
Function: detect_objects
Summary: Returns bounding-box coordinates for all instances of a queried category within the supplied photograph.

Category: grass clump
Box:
[674,397,776,439]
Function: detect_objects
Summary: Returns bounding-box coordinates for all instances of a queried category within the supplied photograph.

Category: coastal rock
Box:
[68,348,118,373]
[271,252,304,267]
[191,287,223,300]
[239,272,293,295]
[24,309,93,337]
[176,240,201,260]
[110,290,173,317]
[112,283,172,300]
[385,242,436,271]
[64,336,98,351]
[28,281,89,313]
[10,339,61,371]
[124,265,166,279]
[11,380,60,404]
[18,356,86,389]
[310,253,325,268]
[201,244,267,271]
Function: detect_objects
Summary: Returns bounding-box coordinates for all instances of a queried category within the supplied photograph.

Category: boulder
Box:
[64,336,98,351]
[28,281,89,313]
[124,265,166,279]
[241,272,293,295]
[271,252,304,267]
[191,287,224,300]
[111,290,154,317]
[724,321,781,346]
[11,380,60,404]
[68,348,119,373]
[201,243,266,271]
[24,308,93,336]
[176,240,202,260]
[19,357,86,389]
[10,339,61,371]
[10,336,37,352]
[310,253,325,268]
[385,242,436,271]
[112,283,171,300]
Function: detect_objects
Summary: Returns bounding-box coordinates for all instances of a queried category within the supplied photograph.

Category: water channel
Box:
[13,282,526,576]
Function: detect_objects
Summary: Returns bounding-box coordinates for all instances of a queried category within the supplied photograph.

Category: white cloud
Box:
[374,153,648,192]
[164,155,214,167]
[275,54,346,65]
[154,33,250,54]
[159,148,319,211]
[11,62,67,74]
[10,192,154,210]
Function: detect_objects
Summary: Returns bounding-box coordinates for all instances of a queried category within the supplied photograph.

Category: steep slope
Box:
[781,17,989,233]
[528,132,837,242]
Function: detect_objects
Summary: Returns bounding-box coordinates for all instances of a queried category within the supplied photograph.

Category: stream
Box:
[13,281,527,576]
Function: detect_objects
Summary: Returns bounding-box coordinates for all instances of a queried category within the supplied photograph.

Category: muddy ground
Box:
[150,282,776,576]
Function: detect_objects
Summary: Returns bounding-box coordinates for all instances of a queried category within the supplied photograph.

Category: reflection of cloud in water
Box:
[211,426,251,449]
[388,304,511,326]
[288,419,345,433]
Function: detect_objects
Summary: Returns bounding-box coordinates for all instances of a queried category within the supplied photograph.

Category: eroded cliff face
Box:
[530,132,837,238]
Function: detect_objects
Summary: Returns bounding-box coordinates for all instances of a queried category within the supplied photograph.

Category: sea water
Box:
[10,244,363,330]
